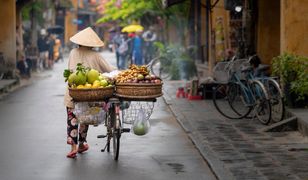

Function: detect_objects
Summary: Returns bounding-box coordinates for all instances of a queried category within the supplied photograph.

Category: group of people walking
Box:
[111,26,157,70]
[16,29,63,79]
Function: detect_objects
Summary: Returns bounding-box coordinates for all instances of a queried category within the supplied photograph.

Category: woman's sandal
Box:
[78,144,89,154]
[66,150,77,158]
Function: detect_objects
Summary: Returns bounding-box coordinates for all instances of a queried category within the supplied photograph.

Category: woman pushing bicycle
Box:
[64,27,116,158]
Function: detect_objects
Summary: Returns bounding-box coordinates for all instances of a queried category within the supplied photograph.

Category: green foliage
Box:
[22,1,42,20]
[154,42,197,80]
[97,0,157,24]
[272,53,308,100]
[21,1,44,26]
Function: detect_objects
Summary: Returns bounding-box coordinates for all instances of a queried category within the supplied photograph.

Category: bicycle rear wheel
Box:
[213,83,251,119]
[110,105,121,160]
[266,79,285,123]
[113,127,120,160]
[250,80,271,125]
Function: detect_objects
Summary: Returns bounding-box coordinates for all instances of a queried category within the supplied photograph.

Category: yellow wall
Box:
[0,0,16,67]
[65,0,78,45]
[257,0,280,65]
[281,0,308,56]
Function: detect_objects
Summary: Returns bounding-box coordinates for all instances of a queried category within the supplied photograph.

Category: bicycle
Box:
[147,56,171,79]
[248,61,285,123]
[213,58,272,124]
[97,97,156,160]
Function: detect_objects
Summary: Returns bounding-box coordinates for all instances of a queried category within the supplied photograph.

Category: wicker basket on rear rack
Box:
[68,86,114,102]
[115,83,163,100]
[115,83,163,124]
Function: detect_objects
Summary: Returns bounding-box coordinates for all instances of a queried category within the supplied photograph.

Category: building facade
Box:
[190,0,308,78]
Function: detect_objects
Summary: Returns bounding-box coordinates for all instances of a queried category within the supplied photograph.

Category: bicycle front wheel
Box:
[213,83,251,119]
[250,80,272,125]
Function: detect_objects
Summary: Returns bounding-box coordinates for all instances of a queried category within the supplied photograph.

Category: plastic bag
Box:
[74,102,107,126]
[132,109,150,136]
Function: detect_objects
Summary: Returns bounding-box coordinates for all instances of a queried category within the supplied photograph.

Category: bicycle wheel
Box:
[150,57,170,79]
[266,79,285,123]
[213,83,251,119]
[109,105,120,160]
[113,111,122,160]
[250,80,271,125]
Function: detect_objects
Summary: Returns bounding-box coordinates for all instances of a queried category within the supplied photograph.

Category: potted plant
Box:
[272,53,308,108]
[154,42,197,80]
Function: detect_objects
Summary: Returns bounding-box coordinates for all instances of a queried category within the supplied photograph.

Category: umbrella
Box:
[47,25,64,34]
[121,25,144,33]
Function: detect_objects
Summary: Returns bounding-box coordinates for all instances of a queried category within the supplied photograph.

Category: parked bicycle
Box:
[248,55,285,122]
[212,58,272,125]
[147,56,171,79]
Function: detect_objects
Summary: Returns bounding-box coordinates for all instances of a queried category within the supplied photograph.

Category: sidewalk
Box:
[0,70,55,100]
[163,81,308,180]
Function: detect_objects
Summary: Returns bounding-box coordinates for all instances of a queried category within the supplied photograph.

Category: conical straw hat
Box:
[70,27,104,47]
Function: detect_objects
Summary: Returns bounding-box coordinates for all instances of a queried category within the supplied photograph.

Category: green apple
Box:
[100,79,108,87]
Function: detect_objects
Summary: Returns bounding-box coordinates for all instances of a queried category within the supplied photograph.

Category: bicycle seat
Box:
[241,65,253,73]
[256,64,270,72]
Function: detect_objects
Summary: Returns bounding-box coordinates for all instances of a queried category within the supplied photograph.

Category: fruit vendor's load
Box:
[63,63,114,101]
[63,63,114,89]
[132,109,150,136]
[115,64,163,99]
[115,64,161,84]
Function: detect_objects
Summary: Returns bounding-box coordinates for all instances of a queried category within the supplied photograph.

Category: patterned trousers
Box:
[66,108,89,145]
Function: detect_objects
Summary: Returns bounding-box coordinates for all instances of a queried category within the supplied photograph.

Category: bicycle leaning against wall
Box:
[248,55,285,123]
[212,57,272,125]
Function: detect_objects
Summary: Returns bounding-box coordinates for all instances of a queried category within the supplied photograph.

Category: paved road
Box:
[0,51,216,180]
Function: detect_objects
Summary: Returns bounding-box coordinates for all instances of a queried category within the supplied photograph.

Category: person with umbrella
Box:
[131,29,144,65]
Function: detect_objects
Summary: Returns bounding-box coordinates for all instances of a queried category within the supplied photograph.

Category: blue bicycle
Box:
[213,58,272,124]
[248,55,285,122]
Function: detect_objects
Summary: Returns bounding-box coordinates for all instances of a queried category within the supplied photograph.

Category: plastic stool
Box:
[176,87,186,98]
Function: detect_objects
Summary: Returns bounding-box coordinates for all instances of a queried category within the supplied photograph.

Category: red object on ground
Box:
[187,94,203,100]
[176,87,186,98]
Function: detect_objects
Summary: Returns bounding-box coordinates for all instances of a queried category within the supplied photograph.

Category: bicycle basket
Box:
[122,101,155,124]
[73,102,107,125]
[229,59,251,80]
[213,61,230,83]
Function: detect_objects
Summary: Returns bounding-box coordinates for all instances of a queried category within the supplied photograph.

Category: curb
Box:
[0,79,20,99]
[163,88,236,180]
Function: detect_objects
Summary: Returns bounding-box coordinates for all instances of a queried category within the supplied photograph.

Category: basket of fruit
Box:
[64,63,115,102]
[115,64,163,99]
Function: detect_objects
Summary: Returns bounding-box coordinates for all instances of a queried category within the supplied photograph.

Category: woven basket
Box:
[69,86,114,102]
[115,83,163,99]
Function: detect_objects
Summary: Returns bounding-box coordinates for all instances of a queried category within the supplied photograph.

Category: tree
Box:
[97,0,191,44]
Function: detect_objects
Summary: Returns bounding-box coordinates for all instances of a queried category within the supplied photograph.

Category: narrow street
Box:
[0,51,216,180]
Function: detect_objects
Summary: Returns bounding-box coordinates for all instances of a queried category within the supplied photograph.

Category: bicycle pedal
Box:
[122,128,130,133]
[97,134,107,138]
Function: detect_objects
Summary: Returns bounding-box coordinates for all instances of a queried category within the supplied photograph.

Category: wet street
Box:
[0,51,216,180]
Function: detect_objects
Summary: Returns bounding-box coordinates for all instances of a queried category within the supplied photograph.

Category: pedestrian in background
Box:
[47,34,55,69]
[142,26,157,64]
[118,32,131,69]
[131,30,144,65]
[64,27,116,159]
[111,28,122,69]
[37,29,49,71]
